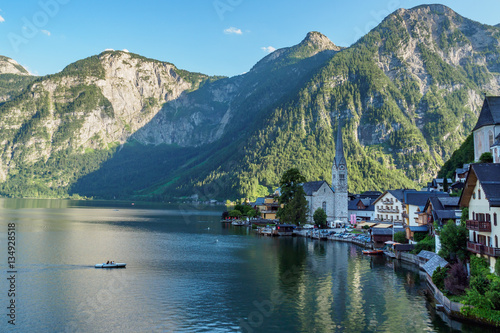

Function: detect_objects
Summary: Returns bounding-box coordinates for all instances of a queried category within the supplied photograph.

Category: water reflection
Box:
[0,199,496,332]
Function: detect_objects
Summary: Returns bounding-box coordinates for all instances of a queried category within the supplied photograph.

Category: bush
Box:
[414,232,427,242]
[486,278,500,310]
[461,305,500,326]
[470,275,491,295]
[394,231,407,244]
[496,258,500,277]
[362,225,370,230]
[444,262,469,295]
[432,266,449,291]
[412,234,435,253]
[470,255,490,276]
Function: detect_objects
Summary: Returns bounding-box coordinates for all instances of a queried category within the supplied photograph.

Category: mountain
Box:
[0,4,499,200]
[0,56,36,102]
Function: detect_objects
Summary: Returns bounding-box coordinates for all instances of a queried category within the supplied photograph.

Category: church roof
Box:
[334,121,346,167]
[302,181,331,196]
[472,96,500,131]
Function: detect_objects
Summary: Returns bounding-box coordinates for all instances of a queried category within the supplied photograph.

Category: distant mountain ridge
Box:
[0,4,499,200]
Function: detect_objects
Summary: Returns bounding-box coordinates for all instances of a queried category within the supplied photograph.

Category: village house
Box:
[348,197,376,222]
[460,163,500,273]
[373,190,406,225]
[417,196,461,229]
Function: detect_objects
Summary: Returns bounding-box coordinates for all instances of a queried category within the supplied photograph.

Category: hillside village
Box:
[224,95,500,325]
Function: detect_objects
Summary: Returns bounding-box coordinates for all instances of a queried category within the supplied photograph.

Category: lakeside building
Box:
[348,198,376,222]
[372,190,406,224]
[303,181,335,226]
[460,163,500,273]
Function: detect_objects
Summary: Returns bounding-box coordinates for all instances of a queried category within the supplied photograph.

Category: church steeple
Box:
[332,116,348,223]
[334,119,346,168]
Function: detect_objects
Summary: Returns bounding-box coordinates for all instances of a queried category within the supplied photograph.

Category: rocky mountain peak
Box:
[300,31,341,52]
[0,56,30,75]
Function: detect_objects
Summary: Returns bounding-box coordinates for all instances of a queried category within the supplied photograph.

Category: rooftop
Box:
[472,96,500,131]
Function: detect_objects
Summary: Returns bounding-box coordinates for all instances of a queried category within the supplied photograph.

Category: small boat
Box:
[362,249,383,255]
[95,263,126,268]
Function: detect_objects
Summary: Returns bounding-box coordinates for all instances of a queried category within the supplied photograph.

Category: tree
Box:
[229,209,242,217]
[438,220,468,261]
[443,176,449,193]
[394,231,407,244]
[277,168,308,225]
[479,152,493,163]
[313,208,327,228]
[444,261,469,295]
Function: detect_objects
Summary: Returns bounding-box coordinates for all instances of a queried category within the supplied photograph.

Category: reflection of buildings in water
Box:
[342,257,367,332]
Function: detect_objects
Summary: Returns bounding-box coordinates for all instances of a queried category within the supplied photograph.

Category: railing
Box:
[378,208,400,213]
[467,241,500,257]
[466,220,491,232]
[467,241,485,254]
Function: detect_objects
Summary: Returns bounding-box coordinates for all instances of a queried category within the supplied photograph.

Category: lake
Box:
[0,199,493,332]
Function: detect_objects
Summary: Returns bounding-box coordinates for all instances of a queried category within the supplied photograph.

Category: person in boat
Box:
[106,261,109,264]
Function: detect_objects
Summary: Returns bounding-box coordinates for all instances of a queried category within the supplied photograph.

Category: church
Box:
[303,122,348,226]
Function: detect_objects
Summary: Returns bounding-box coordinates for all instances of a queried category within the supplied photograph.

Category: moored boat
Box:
[95,263,126,268]
[362,249,383,255]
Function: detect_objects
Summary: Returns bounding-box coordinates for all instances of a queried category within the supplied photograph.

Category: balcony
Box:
[378,208,399,213]
[466,220,491,232]
[467,241,500,257]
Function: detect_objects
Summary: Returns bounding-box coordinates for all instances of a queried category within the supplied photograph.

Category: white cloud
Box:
[261,46,276,53]
[224,27,242,35]
[0,14,5,23]
[41,30,51,36]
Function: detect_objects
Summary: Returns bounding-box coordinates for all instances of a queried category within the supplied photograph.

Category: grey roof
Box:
[359,191,382,199]
[348,200,359,210]
[348,198,375,211]
[254,197,265,206]
[423,255,449,276]
[387,189,406,201]
[472,164,500,206]
[334,121,346,167]
[405,191,449,207]
[434,210,458,221]
[473,96,500,131]
[409,225,429,232]
[302,181,330,196]
[438,197,460,208]
[372,227,405,235]
[417,250,436,260]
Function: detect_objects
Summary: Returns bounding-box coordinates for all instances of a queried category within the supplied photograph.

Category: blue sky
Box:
[1,0,499,77]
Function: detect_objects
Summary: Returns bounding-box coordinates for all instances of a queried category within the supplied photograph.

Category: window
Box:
[496,235,498,248]
[495,213,498,226]
[322,201,326,212]
[489,131,494,148]
[473,231,476,243]
[473,211,475,220]
[486,214,491,222]
[478,190,481,200]
[339,174,345,180]
[473,192,476,199]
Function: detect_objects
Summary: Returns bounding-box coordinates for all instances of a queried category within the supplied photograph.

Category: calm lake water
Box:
[0,199,494,332]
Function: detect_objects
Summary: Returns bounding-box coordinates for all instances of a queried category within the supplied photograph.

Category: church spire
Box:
[334,118,346,168]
